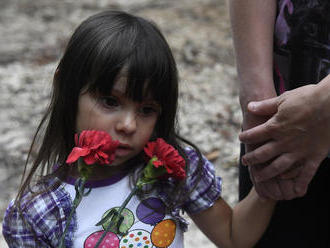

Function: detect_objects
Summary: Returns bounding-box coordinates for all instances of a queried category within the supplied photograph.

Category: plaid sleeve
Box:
[183,147,222,214]
[2,183,75,248]
[2,199,48,248]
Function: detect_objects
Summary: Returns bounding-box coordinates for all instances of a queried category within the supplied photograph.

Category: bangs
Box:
[85,14,177,105]
[61,10,179,138]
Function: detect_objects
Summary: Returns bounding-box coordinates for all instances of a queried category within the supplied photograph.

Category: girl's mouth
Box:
[116,143,133,156]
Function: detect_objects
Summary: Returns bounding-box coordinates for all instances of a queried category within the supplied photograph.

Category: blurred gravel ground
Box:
[0,0,240,247]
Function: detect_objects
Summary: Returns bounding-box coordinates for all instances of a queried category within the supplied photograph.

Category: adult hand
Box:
[242,113,293,200]
[240,83,330,197]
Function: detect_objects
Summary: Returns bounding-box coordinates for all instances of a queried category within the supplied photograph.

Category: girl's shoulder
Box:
[16,178,70,213]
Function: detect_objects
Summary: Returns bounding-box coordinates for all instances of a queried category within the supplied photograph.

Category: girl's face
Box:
[76,77,161,167]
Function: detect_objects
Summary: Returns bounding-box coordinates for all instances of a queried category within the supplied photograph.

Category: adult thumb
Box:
[247,96,279,116]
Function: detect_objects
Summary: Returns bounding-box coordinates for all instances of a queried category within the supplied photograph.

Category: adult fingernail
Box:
[248,102,258,111]
[241,157,248,166]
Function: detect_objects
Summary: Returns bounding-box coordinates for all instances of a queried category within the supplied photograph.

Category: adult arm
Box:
[229,0,293,199]
[230,0,277,111]
[240,75,330,196]
[190,189,276,248]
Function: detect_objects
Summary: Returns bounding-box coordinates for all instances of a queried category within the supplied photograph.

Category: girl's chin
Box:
[110,157,131,167]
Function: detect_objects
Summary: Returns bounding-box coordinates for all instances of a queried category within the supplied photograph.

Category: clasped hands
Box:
[240,84,330,200]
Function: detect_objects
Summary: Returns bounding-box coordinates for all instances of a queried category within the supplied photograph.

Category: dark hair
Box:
[15,10,203,221]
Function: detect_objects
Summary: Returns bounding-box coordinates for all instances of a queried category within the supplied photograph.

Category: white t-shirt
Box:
[64,175,184,248]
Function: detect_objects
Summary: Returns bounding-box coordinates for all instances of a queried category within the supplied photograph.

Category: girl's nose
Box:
[115,111,137,134]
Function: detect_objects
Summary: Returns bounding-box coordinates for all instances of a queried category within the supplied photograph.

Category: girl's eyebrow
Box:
[143,99,159,105]
[109,87,159,105]
[109,89,125,96]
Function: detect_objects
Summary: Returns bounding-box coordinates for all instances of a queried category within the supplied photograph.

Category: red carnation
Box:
[66,130,119,165]
[144,138,186,180]
[93,138,186,246]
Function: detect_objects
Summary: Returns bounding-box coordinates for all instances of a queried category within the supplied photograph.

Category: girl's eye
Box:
[101,96,119,108]
[139,105,160,116]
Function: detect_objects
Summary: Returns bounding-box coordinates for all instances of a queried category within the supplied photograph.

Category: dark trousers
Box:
[239,144,330,247]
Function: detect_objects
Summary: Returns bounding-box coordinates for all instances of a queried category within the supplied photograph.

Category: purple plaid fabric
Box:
[183,148,222,214]
[2,180,76,248]
[2,147,222,247]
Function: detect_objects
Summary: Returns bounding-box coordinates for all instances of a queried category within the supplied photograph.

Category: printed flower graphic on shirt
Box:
[94,138,186,248]
[59,130,119,248]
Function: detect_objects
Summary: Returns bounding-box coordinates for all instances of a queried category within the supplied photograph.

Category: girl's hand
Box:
[240,80,330,198]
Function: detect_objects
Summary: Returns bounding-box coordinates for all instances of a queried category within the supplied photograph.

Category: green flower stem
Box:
[94,185,140,248]
[94,156,165,248]
[58,177,87,248]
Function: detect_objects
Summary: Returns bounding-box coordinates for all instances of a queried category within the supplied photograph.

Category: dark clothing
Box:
[239,1,330,247]
[239,145,330,247]
[273,0,330,94]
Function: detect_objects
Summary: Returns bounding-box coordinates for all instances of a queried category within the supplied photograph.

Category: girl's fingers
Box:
[241,141,280,166]
[247,96,279,116]
[252,154,295,182]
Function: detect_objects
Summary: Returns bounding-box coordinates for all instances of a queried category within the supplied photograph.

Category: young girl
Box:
[2,10,275,248]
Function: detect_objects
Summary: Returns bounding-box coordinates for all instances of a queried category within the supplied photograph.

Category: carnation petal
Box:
[152,160,163,168]
[69,130,119,166]
[66,147,90,164]
[144,142,156,158]
[144,138,186,181]
[84,154,97,165]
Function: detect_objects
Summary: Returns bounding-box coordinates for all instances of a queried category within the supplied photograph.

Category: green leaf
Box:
[143,156,166,180]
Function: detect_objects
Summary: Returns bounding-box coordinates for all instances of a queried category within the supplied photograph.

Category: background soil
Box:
[0,0,241,247]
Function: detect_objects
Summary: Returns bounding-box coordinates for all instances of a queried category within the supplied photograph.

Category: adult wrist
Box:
[315,75,330,120]
[239,86,276,112]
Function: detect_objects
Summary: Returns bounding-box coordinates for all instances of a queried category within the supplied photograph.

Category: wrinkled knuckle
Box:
[265,120,281,137]
[272,162,283,175]
[282,155,294,168]
[265,121,279,134]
